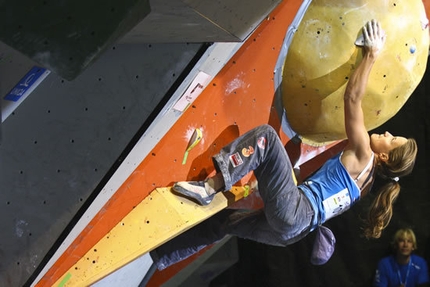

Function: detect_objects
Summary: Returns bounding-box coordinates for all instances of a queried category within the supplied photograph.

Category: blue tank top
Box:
[298,153,364,230]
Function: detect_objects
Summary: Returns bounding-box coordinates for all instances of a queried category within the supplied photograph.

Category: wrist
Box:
[364,51,377,62]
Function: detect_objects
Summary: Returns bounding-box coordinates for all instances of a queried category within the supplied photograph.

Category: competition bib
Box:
[322,188,351,221]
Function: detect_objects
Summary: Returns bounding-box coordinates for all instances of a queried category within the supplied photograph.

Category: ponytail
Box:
[362,138,417,239]
[363,180,400,239]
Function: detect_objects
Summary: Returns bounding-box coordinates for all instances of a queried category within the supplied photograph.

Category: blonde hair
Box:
[391,228,417,250]
[363,138,418,239]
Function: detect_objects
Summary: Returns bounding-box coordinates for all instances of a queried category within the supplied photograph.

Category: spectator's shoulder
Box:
[376,255,393,267]
[412,254,428,265]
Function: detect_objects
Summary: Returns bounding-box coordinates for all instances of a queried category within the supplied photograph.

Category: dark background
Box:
[210,62,430,287]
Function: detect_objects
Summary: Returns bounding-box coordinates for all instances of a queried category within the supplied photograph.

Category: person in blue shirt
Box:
[150,20,418,270]
[374,228,429,287]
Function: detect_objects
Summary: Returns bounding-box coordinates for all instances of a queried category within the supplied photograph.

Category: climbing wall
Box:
[33,0,307,285]
[0,42,204,287]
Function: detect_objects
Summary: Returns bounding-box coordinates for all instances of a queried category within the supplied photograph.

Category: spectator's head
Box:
[391,228,417,255]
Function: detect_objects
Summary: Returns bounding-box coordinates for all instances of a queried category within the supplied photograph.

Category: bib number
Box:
[322,188,351,221]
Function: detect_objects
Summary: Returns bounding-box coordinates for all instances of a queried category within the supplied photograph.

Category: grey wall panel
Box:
[0,42,203,287]
[0,0,151,80]
[183,0,281,40]
[123,0,241,43]
[121,0,281,43]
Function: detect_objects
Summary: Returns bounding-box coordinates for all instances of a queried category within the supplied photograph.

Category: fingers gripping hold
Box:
[362,19,386,56]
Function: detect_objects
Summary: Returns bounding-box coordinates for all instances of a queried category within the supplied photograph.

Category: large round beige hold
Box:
[281,0,429,145]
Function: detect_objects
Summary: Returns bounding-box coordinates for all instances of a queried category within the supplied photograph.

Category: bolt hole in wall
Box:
[1,36,204,286]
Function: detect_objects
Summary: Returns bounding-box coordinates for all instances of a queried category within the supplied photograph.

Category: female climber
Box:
[151,19,418,270]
